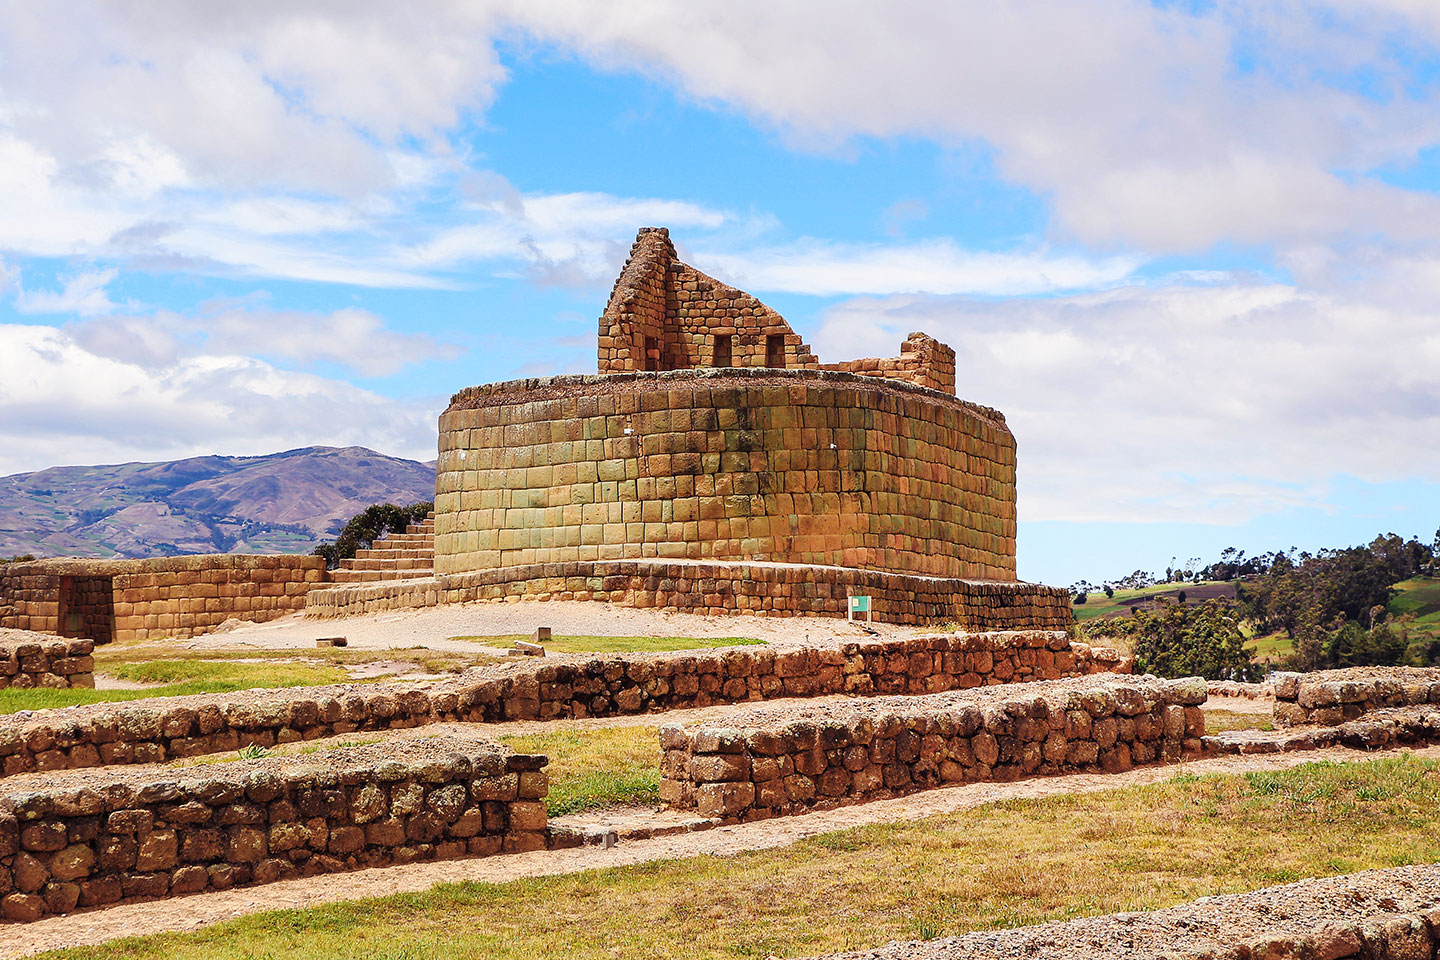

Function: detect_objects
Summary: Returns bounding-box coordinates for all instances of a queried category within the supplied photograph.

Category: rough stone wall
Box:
[0,634,1126,778]
[0,640,94,690]
[821,332,957,395]
[1273,666,1440,726]
[305,560,1072,629]
[0,556,327,643]
[0,741,549,923]
[437,369,1017,581]
[597,228,820,374]
[660,674,1207,820]
[813,865,1440,960]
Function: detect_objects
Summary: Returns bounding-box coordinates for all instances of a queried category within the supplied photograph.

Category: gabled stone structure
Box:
[598,227,957,394]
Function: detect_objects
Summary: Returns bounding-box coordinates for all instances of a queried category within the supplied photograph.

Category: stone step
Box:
[330,568,434,583]
[352,547,432,560]
[340,556,432,571]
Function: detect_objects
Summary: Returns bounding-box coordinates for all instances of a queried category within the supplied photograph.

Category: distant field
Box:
[1392,577,1440,642]
[1071,581,1236,621]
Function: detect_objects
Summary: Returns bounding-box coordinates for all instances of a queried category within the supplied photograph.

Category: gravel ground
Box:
[4,742,1437,958]
[815,863,1440,960]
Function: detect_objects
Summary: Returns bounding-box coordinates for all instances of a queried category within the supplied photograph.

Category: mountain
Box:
[0,446,437,559]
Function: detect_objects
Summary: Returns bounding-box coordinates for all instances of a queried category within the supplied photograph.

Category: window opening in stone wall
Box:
[766,334,785,368]
[714,333,732,367]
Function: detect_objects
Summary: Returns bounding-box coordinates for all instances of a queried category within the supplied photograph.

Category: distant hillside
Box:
[0,446,436,559]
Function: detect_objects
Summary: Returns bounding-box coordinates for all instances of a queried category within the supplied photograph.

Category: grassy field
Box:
[1070,581,1236,622]
[94,642,504,676]
[1202,708,1274,733]
[1392,576,1440,642]
[39,753,1440,960]
[450,635,763,655]
[498,726,661,816]
[0,659,349,714]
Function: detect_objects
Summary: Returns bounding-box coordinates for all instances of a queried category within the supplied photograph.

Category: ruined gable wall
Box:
[597,228,673,373]
[665,262,819,370]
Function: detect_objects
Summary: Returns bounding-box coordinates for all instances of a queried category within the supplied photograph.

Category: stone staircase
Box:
[329,514,435,583]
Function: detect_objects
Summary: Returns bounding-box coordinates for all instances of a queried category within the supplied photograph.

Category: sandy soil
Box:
[6,741,1436,958]
[184,600,910,656]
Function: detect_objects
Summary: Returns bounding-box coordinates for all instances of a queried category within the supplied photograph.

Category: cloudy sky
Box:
[1,1,1438,585]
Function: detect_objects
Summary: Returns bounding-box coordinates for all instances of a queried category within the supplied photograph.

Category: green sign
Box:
[849,596,871,613]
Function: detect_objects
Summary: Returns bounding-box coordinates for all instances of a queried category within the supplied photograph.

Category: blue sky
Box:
[1,1,1438,586]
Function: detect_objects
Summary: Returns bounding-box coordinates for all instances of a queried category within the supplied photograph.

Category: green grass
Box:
[38,754,1440,960]
[1246,631,1296,662]
[1391,577,1440,641]
[450,635,764,655]
[0,660,349,715]
[497,726,660,816]
[95,642,504,676]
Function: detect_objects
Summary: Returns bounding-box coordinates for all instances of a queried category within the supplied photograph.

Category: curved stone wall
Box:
[436,369,1017,581]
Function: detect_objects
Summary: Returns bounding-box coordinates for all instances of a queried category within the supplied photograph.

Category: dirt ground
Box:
[6,741,1436,958]
[182,600,910,657]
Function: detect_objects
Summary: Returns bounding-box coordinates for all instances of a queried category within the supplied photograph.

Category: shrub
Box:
[1082,598,1259,681]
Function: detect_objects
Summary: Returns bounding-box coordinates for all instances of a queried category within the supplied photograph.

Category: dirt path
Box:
[7,742,1436,958]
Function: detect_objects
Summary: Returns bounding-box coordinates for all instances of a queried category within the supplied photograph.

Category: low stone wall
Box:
[0,633,1127,777]
[1206,679,1274,700]
[659,674,1205,820]
[1273,666,1440,726]
[304,559,1072,630]
[1205,703,1440,756]
[0,556,327,643]
[0,739,550,923]
[0,639,94,689]
[815,864,1440,960]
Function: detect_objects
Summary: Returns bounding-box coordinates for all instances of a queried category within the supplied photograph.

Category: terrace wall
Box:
[1272,666,1440,726]
[304,559,1072,629]
[0,556,327,643]
[0,640,94,690]
[659,674,1206,820]
[0,633,1128,777]
[0,741,550,923]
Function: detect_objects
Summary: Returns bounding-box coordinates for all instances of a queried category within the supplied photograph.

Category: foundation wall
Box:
[438,369,1018,581]
[659,674,1206,820]
[0,640,94,690]
[1272,667,1440,726]
[0,633,1127,778]
[0,556,327,643]
[0,742,549,923]
[304,560,1072,628]
[820,333,957,395]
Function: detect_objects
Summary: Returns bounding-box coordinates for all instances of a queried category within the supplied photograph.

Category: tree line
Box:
[1079,530,1439,680]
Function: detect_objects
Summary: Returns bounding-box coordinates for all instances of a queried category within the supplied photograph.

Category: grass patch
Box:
[1392,577,1440,642]
[450,635,763,655]
[0,660,349,715]
[497,726,660,816]
[94,642,504,676]
[1202,709,1275,733]
[1246,631,1296,663]
[38,753,1440,960]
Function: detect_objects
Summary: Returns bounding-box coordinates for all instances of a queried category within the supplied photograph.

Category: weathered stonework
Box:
[0,634,1127,778]
[659,674,1206,820]
[0,640,94,690]
[0,556,326,643]
[305,559,1071,628]
[1271,666,1440,726]
[0,740,551,923]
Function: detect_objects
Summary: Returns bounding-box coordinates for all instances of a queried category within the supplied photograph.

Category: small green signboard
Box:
[848,595,872,622]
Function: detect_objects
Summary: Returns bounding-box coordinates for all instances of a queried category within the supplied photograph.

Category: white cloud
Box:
[810,280,1440,526]
[692,239,1141,297]
[68,298,461,378]
[494,0,1440,254]
[14,268,118,316]
[0,324,439,476]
